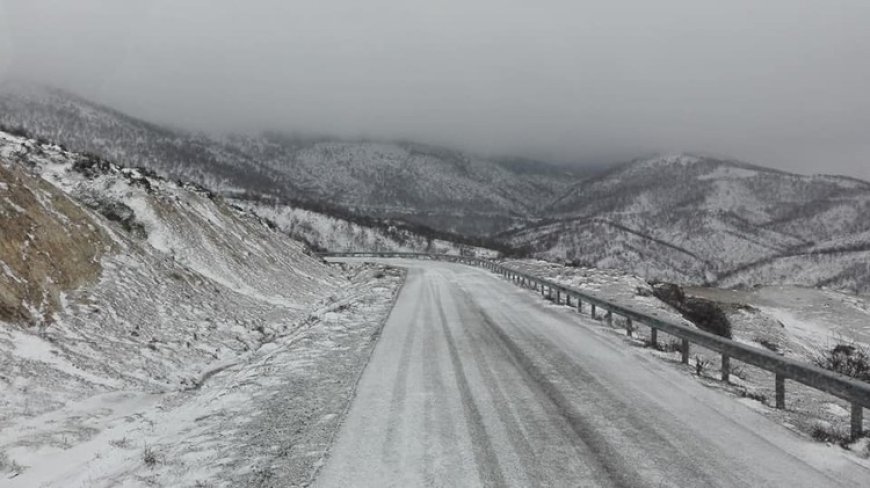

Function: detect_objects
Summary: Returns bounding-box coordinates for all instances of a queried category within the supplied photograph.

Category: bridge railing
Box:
[321,251,869,440]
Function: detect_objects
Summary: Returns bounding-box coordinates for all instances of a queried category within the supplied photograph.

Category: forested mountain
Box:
[0,82,587,236]
[3,83,869,292]
[503,155,870,291]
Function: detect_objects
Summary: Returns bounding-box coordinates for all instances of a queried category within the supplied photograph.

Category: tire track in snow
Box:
[434,291,508,487]
[380,269,423,465]
[463,281,765,487]
[438,280,546,487]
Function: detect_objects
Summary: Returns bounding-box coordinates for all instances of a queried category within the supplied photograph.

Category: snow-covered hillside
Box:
[0,130,404,486]
[234,200,500,258]
[224,134,582,235]
[4,83,870,294]
[0,83,586,237]
[504,155,870,293]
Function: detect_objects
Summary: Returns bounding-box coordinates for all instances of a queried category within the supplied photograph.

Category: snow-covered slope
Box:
[224,134,582,235]
[504,155,870,292]
[4,83,869,294]
[0,130,404,485]
[234,200,501,258]
[0,83,585,236]
[0,126,338,415]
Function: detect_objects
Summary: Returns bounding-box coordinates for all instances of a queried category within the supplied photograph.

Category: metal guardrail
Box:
[322,251,869,440]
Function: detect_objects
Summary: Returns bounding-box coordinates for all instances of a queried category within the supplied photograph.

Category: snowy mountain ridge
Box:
[0,82,588,236]
[3,83,870,293]
[507,154,870,292]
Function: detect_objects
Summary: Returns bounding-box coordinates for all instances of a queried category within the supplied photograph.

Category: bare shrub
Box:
[738,388,767,404]
[0,451,24,475]
[650,283,732,338]
[694,355,711,376]
[814,341,870,382]
[810,423,851,447]
[143,446,158,468]
[653,338,684,353]
[728,364,749,381]
[109,437,130,449]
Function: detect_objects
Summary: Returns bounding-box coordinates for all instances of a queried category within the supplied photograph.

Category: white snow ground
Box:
[0,131,405,486]
[1,265,403,487]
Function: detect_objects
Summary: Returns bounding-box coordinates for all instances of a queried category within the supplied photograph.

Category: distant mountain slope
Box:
[503,155,870,292]
[0,83,587,236]
[232,199,502,258]
[3,83,311,204]
[4,83,869,293]
[227,133,585,235]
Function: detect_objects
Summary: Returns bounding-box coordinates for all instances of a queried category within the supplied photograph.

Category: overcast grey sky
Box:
[1,0,868,178]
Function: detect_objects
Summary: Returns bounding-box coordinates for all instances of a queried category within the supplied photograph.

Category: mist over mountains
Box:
[2,83,869,293]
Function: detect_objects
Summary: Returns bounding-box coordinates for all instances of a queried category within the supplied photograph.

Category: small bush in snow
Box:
[143,446,158,468]
[810,422,851,446]
[0,451,24,475]
[694,356,711,376]
[652,338,684,353]
[738,388,767,404]
[814,342,870,382]
[728,365,749,381]
[109,437,130,449]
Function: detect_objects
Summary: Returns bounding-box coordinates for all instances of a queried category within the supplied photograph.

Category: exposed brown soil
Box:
[0,161,110,326]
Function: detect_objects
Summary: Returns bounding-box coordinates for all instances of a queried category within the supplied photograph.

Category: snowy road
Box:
[316,260,869,487]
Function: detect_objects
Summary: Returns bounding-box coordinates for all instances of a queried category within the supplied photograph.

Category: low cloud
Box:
[1,0,868,178]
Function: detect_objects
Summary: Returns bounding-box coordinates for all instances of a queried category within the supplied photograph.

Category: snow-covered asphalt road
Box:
[316,260,869,487]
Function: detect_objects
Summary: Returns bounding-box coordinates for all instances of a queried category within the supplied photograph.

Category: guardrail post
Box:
[681,339,690,364]
[577,299,582,313]
[591,304,596,319]
[775,375,785,409]
[852,404,864,440]
[606,310,613,326]
[650,328,658,348]
[721,354,730,382]
[626,318,633,337]
[566,295,571,307]
[556,290,561,304]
